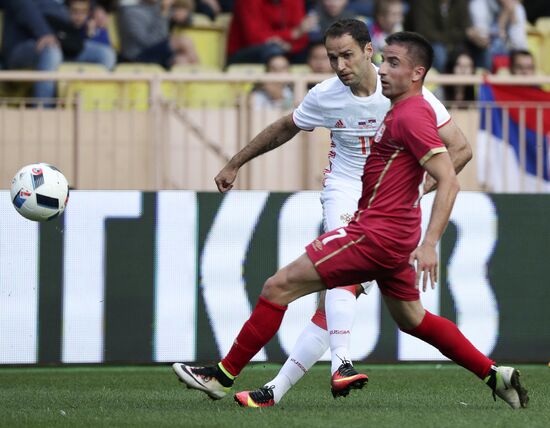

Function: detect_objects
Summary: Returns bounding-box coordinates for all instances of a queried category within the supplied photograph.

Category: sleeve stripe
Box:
[436,117,452,129]
[419,147,447,166]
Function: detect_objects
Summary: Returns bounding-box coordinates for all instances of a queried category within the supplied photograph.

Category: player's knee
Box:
[261,272,292,304]
[394,313,424,332]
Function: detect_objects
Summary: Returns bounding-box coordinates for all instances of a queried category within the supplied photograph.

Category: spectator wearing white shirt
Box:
[468,0,528,70]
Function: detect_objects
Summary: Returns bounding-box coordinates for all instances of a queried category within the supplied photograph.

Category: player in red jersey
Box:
[173,31,528,410]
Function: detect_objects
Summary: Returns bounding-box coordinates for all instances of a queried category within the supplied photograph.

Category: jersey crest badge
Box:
[358,118,378,131]
[374,123,386,143]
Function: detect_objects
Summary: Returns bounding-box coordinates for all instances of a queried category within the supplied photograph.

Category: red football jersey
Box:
[355,95,447,258]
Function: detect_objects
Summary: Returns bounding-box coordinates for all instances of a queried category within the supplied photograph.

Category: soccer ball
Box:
[10,163,69,221]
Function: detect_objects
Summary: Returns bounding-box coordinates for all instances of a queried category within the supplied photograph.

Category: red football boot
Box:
[331,360,368,398]
[234,386,276,408]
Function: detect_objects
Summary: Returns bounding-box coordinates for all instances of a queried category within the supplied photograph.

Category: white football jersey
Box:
[293,69,450,188]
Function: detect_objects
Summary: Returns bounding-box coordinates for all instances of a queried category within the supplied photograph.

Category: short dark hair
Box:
[509,49,534,67]
[324,19,372,50]
[264,53,289,70]
[307,41,326,59]
[385,31,433,78]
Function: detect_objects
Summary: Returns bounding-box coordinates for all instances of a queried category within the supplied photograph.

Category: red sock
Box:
[311,309,327,330]
[220,296,287,377]
[404,311,494,379]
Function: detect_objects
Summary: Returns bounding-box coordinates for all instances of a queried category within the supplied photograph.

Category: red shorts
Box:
[305,224,419,301]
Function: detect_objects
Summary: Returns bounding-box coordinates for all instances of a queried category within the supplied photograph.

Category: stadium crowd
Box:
[0,0,548,101]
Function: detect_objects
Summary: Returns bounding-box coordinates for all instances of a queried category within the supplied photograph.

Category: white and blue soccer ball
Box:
[10,163,69,221]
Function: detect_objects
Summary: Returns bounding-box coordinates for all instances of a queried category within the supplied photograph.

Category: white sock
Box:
[264,321,329,403]
[326,287,357,374]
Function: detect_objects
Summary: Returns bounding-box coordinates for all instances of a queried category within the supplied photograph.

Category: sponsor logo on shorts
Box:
[329,330,351,335]
[312,239,323,251]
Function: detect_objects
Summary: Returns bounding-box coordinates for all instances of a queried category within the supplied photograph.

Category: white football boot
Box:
[485,366,528,409]
[172,363,231,400]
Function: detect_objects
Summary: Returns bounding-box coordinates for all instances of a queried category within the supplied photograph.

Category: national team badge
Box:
[374,123,386,143]
[359,118,378,131]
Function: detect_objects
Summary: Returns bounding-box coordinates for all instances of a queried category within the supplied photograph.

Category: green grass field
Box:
[0,364,548,427]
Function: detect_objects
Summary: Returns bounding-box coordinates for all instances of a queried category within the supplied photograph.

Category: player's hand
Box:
[409,241,438,292]
[214,165,238,193]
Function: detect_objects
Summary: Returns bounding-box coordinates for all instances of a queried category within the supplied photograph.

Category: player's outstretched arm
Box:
[214,113,301,192]
[410,151,460,291]
[424,119,472,193]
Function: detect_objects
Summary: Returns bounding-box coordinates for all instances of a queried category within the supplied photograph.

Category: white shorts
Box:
[320,181,374,295]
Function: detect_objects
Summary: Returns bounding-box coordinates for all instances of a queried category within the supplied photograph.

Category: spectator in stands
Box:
[118,0,198,69]
[346,0,375,16]
[443,48,476,103]
[1,0,116,102]
[226,0,312,66]
[170,0,194,29]
[305,42,332,90]
[307,0,357,44]
[250,53,294,110]
[509,49,535,75]
[406,0,476,72]
[368,0,404,64]
[195,0,233,20]
[468,0,528,70]
[68,0,111,46]
[306,42,332,74]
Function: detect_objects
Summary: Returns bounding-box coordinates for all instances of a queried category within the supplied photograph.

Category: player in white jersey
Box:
[173,19,472,407]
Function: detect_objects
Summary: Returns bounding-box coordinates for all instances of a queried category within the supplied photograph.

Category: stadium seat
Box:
[192,13,213,27]
[177,26,226,69]
[170,64,242,108]
[225,64,265,94]
[107,13,121,53]
[540,33,550,76]
[214,13,233,29]
[57,63,120,111]
[526,29,544,73]
[115,63,172,110]
[535,17,550,34]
